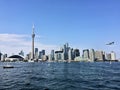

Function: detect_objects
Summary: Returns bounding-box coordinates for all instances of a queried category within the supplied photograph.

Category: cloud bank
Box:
[0,34,58,56]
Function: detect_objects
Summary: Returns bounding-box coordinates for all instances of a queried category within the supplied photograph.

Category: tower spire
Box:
[31,24,35,60]
[32,24,35,34]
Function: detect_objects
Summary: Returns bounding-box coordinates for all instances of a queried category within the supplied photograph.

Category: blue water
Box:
[0,62,120,90]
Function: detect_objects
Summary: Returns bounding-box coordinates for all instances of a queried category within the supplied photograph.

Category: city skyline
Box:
[0,0,120,58]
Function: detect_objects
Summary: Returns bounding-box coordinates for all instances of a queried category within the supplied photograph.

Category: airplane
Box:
[106,42,114,45]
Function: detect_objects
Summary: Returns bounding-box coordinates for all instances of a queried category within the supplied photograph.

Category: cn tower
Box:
[31,24,35,60]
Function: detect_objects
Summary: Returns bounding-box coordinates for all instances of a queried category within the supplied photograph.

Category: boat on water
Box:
[3,65,14,69]
[28,60,35,62]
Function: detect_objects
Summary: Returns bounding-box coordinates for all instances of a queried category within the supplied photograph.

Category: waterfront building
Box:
[55,51,64,61]
[51,50,54,60]
[72,49,75,60]
[48,54,52,62]
[63,43,69,60]
[29,52,32,60]
[95,51,103,61]
[25,54,30,60]
[19,50,24,56]
[74,49,80,58]
[42,50,45,55]
[0,52,2,61]
[39,51,42,59]
[42,55,48,61]
[35,48,39,59]
[39,50,45,59]
[89,49,95,61]
[103,51,106,61]
[111,51,116,60]
[68,48,72,60]
[83,49,89,59]
[1,54,7,61]
[106,53,111,60]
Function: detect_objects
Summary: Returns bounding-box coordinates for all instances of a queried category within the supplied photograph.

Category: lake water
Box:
[0,62,120,90]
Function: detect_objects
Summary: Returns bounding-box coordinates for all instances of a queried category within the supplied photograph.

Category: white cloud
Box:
[0,33,58,56]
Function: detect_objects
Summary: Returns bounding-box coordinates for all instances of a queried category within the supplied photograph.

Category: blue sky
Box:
[0,0,120,57]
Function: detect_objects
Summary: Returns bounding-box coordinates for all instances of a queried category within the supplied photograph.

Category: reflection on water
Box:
[0,62,120,90]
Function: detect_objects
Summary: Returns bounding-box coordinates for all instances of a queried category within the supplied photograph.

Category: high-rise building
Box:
[111,51,116,60]
[31,24,35,60]
[35,48,39,59]
[72,49,75,60]
[106,53,111,60]
[42,50,45,55]
[19,50,24,56]
[89,49,95,61]
[68,48,72,60]
[39,51,42,59]
[51,50,54,60]
[74,49,80,58]
[55,51,63,61]
[63,43,69,60]
[39,50,45,59]
[2,54,7,61]
[95,51,103,61]
[0,52,2,61]
[83,49,89,59]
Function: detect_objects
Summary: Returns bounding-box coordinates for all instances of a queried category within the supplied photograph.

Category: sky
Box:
[0,0,120,58]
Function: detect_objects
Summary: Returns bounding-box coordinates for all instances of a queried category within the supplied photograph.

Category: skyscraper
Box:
[51,50,54,60]
[31,24,35,60]
[39,51,42,59]
[0,52,2,61]
[68,48,72,60]
[83,49,89,59]
[19,50,24,56]
[42,50,45,55]
[106,53,111,60]
[111,51,116,60]
[63,43,69,60]
[89,49,95,61]
[95,51,103,61]
[35,48,39,59]
[74,49,80,58]
[38,50,45,59]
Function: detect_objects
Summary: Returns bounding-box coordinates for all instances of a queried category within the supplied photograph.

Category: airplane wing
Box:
[106,42,114,45]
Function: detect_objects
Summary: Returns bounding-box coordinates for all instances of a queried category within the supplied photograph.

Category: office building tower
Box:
[48,54,52,61]
[42,50,45,55]
[83,49,89,59]
[39,51,42,59]
[19,50,24,56]
[55,51,63,61]
[31,24,35,60]
[25,54,29,60]
[63,43,69,60]
[68,49,72,60]
[0,52,2,61]
[51,50,54,60]
[74,49,80,58]
[2,54,7,61]
[95,51,103,61]
[103,51,106,61]
[42,55,48,61]
[89,49,95,61]
[28,52,32,60]
[111,51,116,60]
[106,53,111,60]
[72,49,75,60]
[39,50,45,59]
[35,48,39,59]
